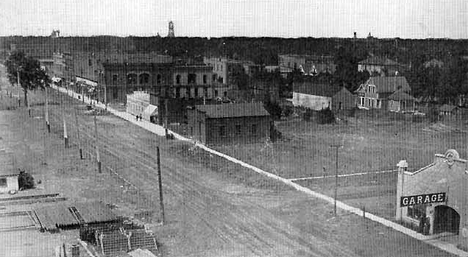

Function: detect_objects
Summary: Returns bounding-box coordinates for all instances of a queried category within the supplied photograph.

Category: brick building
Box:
[187,102,271,145]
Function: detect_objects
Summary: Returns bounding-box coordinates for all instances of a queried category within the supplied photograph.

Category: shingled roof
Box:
[368,76,411,94]
[293,82,343,97]
[195,103,270,118]
[387,90,415,101]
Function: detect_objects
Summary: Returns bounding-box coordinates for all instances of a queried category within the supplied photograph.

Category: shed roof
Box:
[367,76,411,93]
[195,103,270,118]
[387,90,416,101]
[293,82,343,97]
[34,201,118,231]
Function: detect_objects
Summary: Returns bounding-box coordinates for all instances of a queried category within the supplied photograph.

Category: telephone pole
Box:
[157,146,165,224]
[330,144,342,216]
[94,112,101,173]
[45,86,50,133]
[75,108,83,159]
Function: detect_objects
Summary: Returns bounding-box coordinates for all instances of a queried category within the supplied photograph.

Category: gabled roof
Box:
[293,82,343,97]
[195,103,270,118]
[358,56,400,66]
[387,90,415,101]
[439,104,458,112]
[367,76,411,93]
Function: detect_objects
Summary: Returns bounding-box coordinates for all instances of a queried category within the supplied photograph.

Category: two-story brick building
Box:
[187,103,271,145]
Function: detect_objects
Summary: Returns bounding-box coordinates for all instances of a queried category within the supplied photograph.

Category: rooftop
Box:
[293,82,343,97]
[195,102,270,118]
[367,76,411,93]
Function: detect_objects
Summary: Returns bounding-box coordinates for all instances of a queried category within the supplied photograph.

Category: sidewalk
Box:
[53,85,468,257]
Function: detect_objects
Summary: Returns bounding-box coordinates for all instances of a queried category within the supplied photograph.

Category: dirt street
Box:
[0,68,458,256]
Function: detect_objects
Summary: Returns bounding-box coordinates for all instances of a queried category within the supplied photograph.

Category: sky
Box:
[0,0,467,39]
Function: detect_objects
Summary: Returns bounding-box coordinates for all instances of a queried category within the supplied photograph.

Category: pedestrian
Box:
[139,114,143,121]
[136,114,138,121]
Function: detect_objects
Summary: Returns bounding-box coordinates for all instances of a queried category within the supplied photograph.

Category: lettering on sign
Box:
[401,193,446,207]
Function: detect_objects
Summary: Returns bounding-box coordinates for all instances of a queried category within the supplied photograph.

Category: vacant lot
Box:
[213,110,468,220]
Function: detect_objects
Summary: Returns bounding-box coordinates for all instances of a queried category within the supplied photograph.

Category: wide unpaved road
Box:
[39,89,357,257]
[0,69,456,256]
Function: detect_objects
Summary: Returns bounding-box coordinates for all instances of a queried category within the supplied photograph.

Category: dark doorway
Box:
[434,205,460,234]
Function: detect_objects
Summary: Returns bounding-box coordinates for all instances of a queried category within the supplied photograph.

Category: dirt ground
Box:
[0,72,460,256]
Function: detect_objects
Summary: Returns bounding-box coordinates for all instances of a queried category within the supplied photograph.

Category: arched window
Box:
[139,73,150,84]
[127,73,137,84]
[175,74,181,84]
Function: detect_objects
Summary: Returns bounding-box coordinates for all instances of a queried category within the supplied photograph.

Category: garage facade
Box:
[396,149,468,246]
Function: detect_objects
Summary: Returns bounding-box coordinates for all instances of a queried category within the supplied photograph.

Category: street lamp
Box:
[330,144,343,216]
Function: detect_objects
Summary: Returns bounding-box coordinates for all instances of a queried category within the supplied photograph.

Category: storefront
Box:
[396,149,468,246]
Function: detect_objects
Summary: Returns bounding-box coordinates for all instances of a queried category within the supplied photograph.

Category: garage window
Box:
[408,205,426,220]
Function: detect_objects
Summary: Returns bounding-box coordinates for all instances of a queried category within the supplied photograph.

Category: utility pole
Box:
[330,144,342,216]
[165,98,169,138]
[94,113,101,173]
[157,146,165,224]
[61,91,68,148]
[45,86,50,133]
[75,108,83,159]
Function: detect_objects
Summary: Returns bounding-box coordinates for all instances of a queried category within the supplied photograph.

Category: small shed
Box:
[0,174,19,194]
[187,102,271,145]
[387,90,416,112]
[439,104,460,116]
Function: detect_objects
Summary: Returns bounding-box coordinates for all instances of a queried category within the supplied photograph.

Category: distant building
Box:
[0,174,19,194]
[439,104,460,116]
[355,76,415,112]
[187,103,271,145]
[423,59,444,69]
[102,61,173,103]
[203,57,259,85]
[172,65,216,99]
[167,21,175,37]
[278,54,336,76]
[292,82,356,111]
[126,91,150,117]
[358,56,407,76]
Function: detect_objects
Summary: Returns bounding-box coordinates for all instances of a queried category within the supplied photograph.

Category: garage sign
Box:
[401,193,446,207]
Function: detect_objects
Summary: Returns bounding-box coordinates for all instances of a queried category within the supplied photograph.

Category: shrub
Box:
[270,124,282,142]
[264,101,282,120]
[317,108,335,124]
[303,108,314,121]
[18,170,34,190]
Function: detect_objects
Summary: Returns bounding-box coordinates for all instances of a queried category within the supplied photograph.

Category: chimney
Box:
[354,32,357,39]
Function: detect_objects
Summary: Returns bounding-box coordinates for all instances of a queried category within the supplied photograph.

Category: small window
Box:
[112,75,118,83]
[235,125,242,135]
[157,74,162,84]
[0,178,7,187]
[203,75,207,84]
[219,126,226,137]
[251,124,257,135]
[212,74,217,82]
[88,59,92,66]
[175,74,181,84]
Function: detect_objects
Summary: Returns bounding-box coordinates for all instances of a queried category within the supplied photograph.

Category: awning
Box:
[142,105,158,121]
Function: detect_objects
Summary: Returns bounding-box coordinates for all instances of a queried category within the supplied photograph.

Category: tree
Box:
[4,50,50,107]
